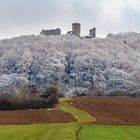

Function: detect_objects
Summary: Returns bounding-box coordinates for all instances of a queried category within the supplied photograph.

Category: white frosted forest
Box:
[0,32,140,96]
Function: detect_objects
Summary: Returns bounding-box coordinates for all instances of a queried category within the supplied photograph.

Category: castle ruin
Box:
[40,23,96,38]
[72,23,81,36]
[40,28,61,36]
[90,28,96,38]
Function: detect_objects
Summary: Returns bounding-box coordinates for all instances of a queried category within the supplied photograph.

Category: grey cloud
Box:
[0,0,140,39]
[0,0,58,24]
[121,6,140,31]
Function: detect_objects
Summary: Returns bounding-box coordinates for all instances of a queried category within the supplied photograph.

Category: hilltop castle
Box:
[40,23,96,38]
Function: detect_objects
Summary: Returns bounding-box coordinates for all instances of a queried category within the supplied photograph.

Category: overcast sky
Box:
[0,0,140,39]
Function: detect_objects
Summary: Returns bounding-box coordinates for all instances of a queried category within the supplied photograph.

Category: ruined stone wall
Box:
[40,28,61,36]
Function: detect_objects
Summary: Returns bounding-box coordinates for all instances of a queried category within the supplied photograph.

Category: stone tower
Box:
[90,28,96,38]
[72,23,81,36]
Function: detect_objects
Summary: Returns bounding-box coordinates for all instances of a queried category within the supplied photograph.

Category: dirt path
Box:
[76,126,82,140]
[124,129,140,140]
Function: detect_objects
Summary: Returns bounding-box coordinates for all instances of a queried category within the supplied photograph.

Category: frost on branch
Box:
[0,33,140,96]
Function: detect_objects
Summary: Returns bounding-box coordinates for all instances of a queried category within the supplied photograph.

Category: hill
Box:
[0,33,140,96]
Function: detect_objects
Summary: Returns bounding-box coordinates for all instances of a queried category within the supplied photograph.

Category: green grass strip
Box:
[78,125,140,140]
[0,123,79,140]
[58,98,95,123]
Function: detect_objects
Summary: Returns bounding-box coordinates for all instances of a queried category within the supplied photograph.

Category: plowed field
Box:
[0,109,76,125]
[70,97,140,126]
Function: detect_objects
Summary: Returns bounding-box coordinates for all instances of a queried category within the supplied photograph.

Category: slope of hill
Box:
[0,32,140,95]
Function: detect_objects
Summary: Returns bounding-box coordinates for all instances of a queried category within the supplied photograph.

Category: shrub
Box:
[0,92,49,110]
[0,93,15,110]
[41,86,59,107]
[15,97,48,109]
[0,85,58,110]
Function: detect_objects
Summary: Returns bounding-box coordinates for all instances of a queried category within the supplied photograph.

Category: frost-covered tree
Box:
[0,33,140,96]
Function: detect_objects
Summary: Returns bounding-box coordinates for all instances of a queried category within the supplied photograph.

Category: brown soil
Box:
[70,97,140,126]
[0,109,76,125]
